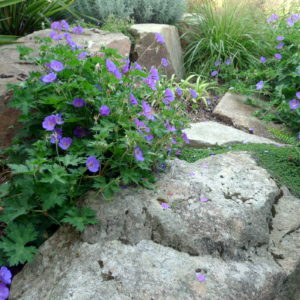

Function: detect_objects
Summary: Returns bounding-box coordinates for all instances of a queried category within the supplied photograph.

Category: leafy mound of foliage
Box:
[183,0,274,75]
[71,0,186,25]
[217,11,300,137]
[181,143,300,197]
[0,22,189,266]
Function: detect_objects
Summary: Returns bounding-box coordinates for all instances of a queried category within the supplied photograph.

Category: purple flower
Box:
[51,21,62,31]
[73,126,89,138]
[77,52,88,60]
[155,33,165,44]
[65,36,78,49]
[122,59,130,74]
[165,120,176,132]
[99,105,110,116]
[61,20,70,30]
[142,101,155,120]
[59,137,72,150]
[215,60,221,67]
[171,137,177,144]
[161,58,169,67]
[72,98,85,108]
[0,283,10,300]
[135,119,150,133]
[54,114,64,125]
[260,56,267,63]
[276,36,285,41]
[49,60,64,72]
[145,134,154,141]
[86,156,100,173]
[289,99,299,110]
[42,115,57,131]
[130,93,138,105]
[150,66,159,81]
[267,14,279,23]
[277,42,284,49]
[287,18,294,26]
[134,62,142,71]
[72,25,84,34]
[190,89,198,98]
[199,197,208,202]
[296,92,300,99]
[291,14,300,21]
[256,80,264,90]
[41,72,57,83]
[176,87,183,96]
[249,127,254,134]
[274,53,282,60]
[50,128,62,144]
[161,203,169,209]
[211,70,218,77]
[225,59,232,65]
[0,267,11,285]
[163,88,174,105]
[106,59,122,79]
[49,31,62,40]
[182,133,190,144]
[196,273,206,282]
[144,77,157,91]
[134,146,145,161]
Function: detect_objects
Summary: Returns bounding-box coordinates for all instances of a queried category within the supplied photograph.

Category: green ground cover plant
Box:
[0,22,190,267]
[181,143,300,197]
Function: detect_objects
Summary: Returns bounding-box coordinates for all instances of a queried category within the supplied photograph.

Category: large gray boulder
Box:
[213,93,282,140]
[10,152,300,299]
[184,121,278,147]
[129,24,183,79]
[0,28,131,148]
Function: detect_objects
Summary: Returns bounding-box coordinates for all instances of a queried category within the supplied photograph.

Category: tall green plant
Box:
[0,0,74,36]
[183,0,274,75]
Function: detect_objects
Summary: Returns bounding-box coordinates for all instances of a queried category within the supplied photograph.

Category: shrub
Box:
[0,22,189,266]
[71,0,186,25]
[183,0,274,75]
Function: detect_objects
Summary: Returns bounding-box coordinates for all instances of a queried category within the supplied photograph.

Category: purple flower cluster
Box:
[42,114,64,131]
[0,267,12,300]
[163,88,174,105]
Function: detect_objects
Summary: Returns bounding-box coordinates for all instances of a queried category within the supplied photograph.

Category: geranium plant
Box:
[0,21,189,266]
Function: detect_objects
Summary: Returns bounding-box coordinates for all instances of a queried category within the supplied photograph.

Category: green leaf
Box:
[58,155,84,167]
[8,164,29,174]
[0,223,38,266]
[0,182,10,198]
[62,207,98,232]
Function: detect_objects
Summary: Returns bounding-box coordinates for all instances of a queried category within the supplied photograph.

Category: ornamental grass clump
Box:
[0,22,189,267]
[183,0,274,75]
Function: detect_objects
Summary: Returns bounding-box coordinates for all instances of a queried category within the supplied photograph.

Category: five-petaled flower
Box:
[59,137,72,150]
[72,98,85,108]
[86,156,100,173]
[274,53,282,60]
[196,273,206,282]
[256,80,264,90]
[163,88,174,105]
[260,56,267,63]
[176,87,183,96]
[134,146,145,161]
[289,99,299,110]
[211,70,218,77]
[49,60,64,72]
[41,72,57,83]
[161,58,169,67]
[190,89,198,98]
[100,105,110,116]
[155,33,165,44]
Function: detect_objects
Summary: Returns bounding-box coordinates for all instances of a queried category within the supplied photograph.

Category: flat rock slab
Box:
[11,152,300,299]
[184,121,278,147]
[129,24,183,79]
[213,93,282,139]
